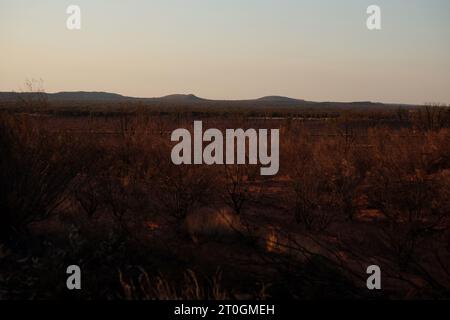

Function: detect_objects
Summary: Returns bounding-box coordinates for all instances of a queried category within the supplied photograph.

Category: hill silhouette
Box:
[0,91,416,109]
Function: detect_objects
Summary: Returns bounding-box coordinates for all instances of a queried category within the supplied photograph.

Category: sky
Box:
[1,0,449,104]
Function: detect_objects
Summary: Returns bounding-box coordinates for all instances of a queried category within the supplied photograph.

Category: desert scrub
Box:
[0,114,93,243]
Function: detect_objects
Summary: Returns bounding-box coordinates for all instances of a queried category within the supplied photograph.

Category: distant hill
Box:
[158,94,204,102]
[0,91,417,110]
[51,91,129,101]
[0,91,129,102]
[256,96,306,103]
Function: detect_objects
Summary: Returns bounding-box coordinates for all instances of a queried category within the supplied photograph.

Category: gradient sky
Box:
[1,0,449,104]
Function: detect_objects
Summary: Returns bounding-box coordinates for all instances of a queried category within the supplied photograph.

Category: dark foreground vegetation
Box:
[1,97,450,300]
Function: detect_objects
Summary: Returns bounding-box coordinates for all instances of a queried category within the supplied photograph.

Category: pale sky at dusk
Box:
[1,0,449,104]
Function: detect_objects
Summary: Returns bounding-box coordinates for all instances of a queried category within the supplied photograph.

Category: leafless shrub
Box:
[365,129,450,296]
[74,177,102,218]
[0,114,91,241]
[16,79,49,110]
[221,165,253,216]
[149,163,215,222]
[288,152,336,230]
[284,133,363,231]
[413,104,450,132]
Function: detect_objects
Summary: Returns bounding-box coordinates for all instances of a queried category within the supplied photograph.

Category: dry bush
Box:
[284,132,364,231]
[366,129,448,227]
[220,165,254,216]
[0,114,92,242]
[319,137,367,221]
[148,163,216,222]
[16,79,49,110]
[74,176,102,218]
[71,138,110,219]
[365,129,450,296]
[412,104,450,132]
[86,115,173,235]
[286,139,334,231]
[123,119,219,224]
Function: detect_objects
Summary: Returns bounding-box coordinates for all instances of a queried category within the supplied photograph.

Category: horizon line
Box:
[0,90,432,106]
